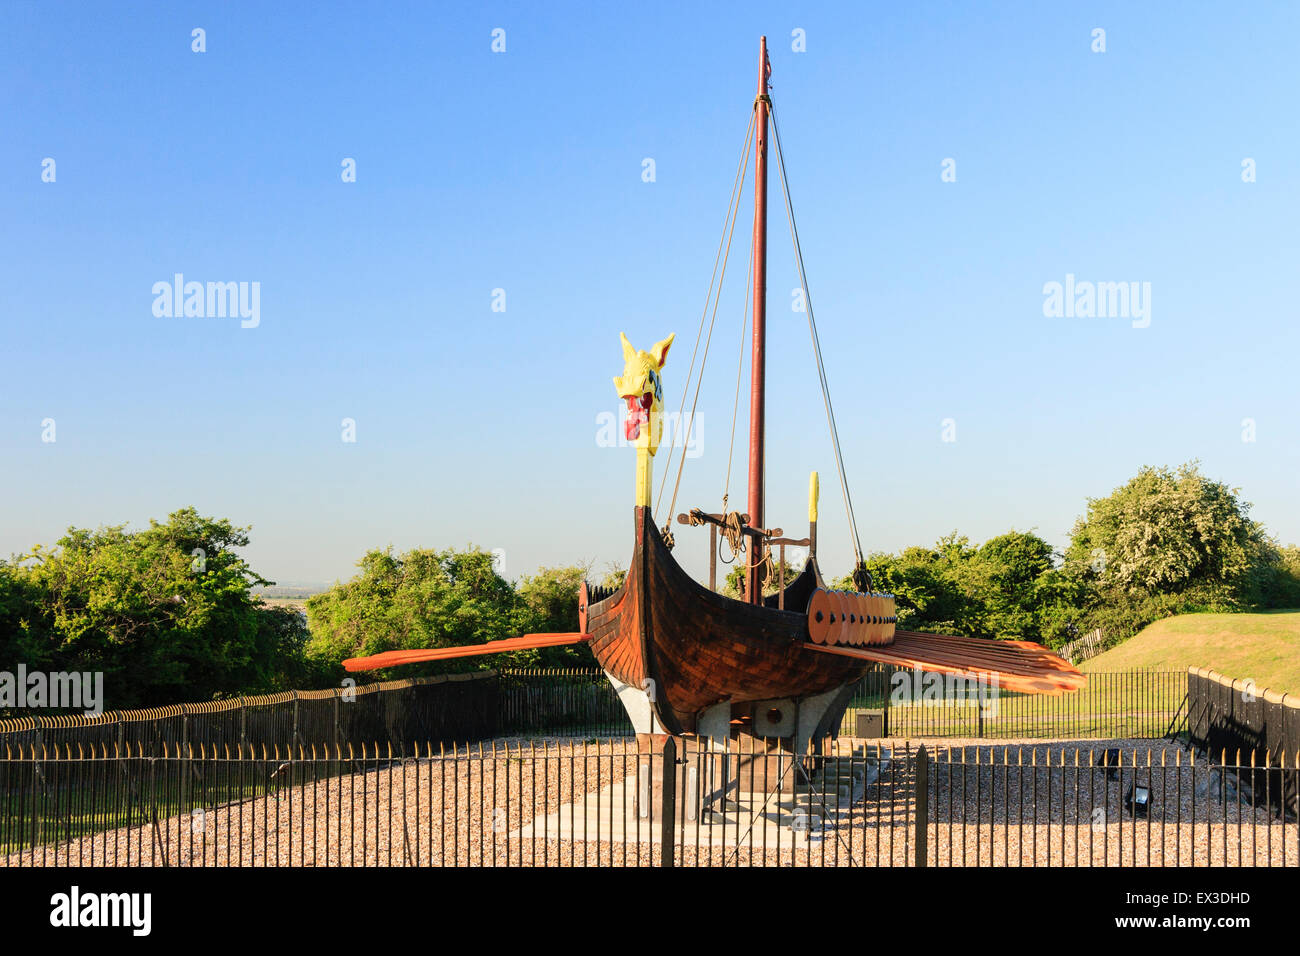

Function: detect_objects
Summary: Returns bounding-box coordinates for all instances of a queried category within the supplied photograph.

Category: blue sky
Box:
[3,1,1298,588]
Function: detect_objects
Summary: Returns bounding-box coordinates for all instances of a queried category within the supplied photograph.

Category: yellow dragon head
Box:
[613,332,674,455]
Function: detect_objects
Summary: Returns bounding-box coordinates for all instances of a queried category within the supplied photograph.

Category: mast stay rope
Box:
[652,94,872,595]
[770,100,872,590]
[655,110,756,534]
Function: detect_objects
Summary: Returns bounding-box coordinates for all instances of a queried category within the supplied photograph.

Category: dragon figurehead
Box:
[613,331,674,505]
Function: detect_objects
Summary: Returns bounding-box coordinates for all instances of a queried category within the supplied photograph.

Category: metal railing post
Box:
[333,691,341,757]
[180,703,191,816]
[660,736,677,867]
[914,744,928,868]
[881,664,892,735]
[30,716,43,851]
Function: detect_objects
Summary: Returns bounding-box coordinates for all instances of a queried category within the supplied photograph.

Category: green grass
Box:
[838,611,1300,738]
[1082,610,1300,694]
[842,668,1188,740]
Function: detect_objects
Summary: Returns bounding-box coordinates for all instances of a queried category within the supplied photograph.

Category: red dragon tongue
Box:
[624,395,650,442]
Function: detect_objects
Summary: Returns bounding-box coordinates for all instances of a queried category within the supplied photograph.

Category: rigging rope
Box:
[701,501,773,597]
[717,229,774,590]
[648,97,871,595]
[654,111,757,533]
[720,508,747,562]
[722,238,753,518]
[769,101,871,589]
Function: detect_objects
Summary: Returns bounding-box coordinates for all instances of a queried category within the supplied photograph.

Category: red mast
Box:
[745,36,770,604]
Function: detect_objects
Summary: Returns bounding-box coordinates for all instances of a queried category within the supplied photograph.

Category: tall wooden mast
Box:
[746,36,771,603]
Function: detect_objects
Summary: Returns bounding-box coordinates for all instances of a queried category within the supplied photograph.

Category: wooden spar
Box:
[341,633,592,671]
[675,509,781,541]
[806,632,1086,696]
[746,35,771,604]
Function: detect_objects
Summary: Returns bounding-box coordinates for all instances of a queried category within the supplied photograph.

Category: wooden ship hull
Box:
[583,506,868,738]
[582,506,1086,745]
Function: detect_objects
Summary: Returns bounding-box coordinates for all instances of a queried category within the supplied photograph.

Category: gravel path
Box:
[4,738,1295,867]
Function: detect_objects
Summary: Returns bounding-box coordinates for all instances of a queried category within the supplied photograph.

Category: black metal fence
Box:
[497,667,1191,742]
[2,738,1295,867]
[0,669,625,758]
[0,668,1192,759]
[497,668,628,736]
[1188,667,1300,818]
[841,668,1188,740]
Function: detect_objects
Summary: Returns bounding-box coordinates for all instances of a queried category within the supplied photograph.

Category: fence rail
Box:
[0,667,1190,757]
[2,737,1295,867]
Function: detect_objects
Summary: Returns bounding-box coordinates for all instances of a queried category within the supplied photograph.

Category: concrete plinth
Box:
[633,733,817,822]
[515,741,884,849]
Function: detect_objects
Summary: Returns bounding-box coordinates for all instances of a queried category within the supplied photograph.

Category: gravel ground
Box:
[4,738,1295,867]
[906,738,1297,866]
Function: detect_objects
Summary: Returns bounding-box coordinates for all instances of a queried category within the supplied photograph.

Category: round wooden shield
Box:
[880,593,897,644]
[847,592,861,646]
[806,587,833,644]
[832,591,855,646]
[847,595,868,647]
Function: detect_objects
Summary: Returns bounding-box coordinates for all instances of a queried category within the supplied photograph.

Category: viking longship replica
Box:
[344,38,1084,753]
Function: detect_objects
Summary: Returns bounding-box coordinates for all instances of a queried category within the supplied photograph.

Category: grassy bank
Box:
[1082,611,1300,693]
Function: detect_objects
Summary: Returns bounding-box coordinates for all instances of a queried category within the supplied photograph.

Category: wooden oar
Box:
[804,630,1085,695]
[342,633,592,672]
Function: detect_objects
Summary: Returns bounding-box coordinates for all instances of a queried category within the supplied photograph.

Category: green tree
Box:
[833,538,974,636]
[959,532,1056,640]
[1058,462,1289,644]
[833,531,1063,641]
[305,547,596,676]
[723,557,805,599]
[1064,462,1270,602]
[1260,545,1300,609]
[2,508,299,708]
[599,564,627,591]
[517,564,594,666]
